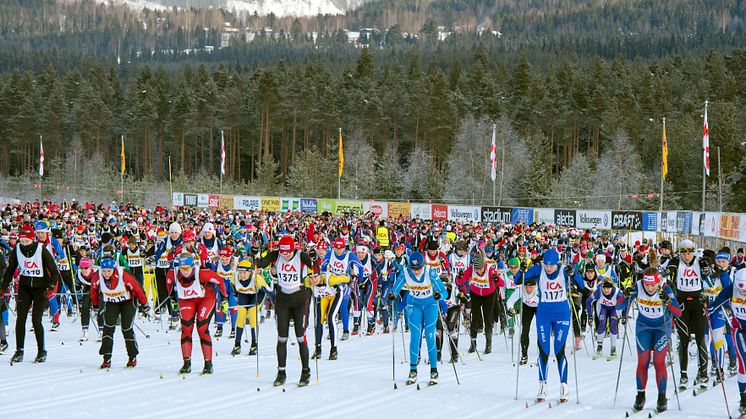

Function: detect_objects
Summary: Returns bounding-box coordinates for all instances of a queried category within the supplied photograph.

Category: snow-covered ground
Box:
[0,308,736,418]
[103,0,370,17]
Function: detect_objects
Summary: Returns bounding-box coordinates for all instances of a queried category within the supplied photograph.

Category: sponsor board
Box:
[233,196,260,211]
[432,204,448,221]
[554,209,576,227]
[641,212,658,232]
[184,194,198,207]
[720,213,741,240]
[336,200,364,215]
[534,208,555,225]
[388,202,411,219]
[411,203,432,220]
[511,208,534,224]
[280,197,300,212]
[449,205,480,222]
[576,210,611,229]
[365,201,389,218]
[300,198,317,213]
[317,199,337,214]
[172,192,184,207]
[197,194,209,208]
[261,197,281,212]
[611,211,642,230]
[481,207,512,224]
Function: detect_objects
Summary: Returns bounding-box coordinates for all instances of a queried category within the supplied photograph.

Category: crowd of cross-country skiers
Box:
[0,199,745,414]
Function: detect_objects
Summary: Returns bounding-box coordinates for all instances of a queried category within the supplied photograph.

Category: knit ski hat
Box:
[473,252,485,271]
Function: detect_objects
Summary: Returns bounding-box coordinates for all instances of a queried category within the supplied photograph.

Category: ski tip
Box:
[257,387,260,392]
[160,374,164,379]
[648,413,653,419]
[625,412,630,418]
[416,384,421,391]
[282,388,286,392]
[524,402,529,408]
[548,402,552,409]
[394,383,398,390]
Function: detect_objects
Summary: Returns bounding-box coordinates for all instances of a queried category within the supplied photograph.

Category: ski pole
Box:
[313,296,319,383]
[133,320,150,339]
[256,297,261,379]
[704,301,732,419]
[568,295,581,404]
[437,308,461,385]
[612,318,629,408]
[392,299,396,388]
[514,288,523,400]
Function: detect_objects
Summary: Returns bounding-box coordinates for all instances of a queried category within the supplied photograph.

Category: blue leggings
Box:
[339,285,351,332]
[395,291,409,327]
[215,280,237,329]
[731,327,746,394]
[707,312,727,369]
[536,312,570,383]
[377,282,391,327]
[406,303,439,370]
[635,323,670,394]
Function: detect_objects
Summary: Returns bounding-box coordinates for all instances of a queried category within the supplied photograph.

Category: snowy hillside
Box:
[103,0,374,17]
[0,309,736,418]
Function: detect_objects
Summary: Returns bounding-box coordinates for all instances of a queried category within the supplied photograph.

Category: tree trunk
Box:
[257,109,264,164]
[291,109,297,167]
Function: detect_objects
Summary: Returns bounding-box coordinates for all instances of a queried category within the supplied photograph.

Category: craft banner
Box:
[317,199,337,214]
[336,200,364,215]
[233,196,261,211]
[611,211,642,230]
[388,202,411,219]
[300,198,317,213]
[576,210,612,230]
[261,197,281,212]
[172,192,184,207]
[411,203,432,220]
[641,212,659,232]
[431,204,448,221]
[554,209,577,227]
[449,205,481,223]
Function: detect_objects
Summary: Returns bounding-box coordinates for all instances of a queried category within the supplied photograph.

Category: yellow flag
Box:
[338,128,344,178]
[121,135,126,174]
[662,119,668,180]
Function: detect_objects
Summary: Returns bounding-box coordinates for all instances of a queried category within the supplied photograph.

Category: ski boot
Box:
[50,322,60,331]
[678,372,688,389]
[126,356,137,368]
[484,336,492,354]
[608,347,617,361]
[694,371,709,386]
[366,324,375,336]
[730,356,738,376]
[536,381,547,402]
[100,356,112,369]
[299,368,311,387]
[633,391,645,411]
[10,350,23,363]
[201,361,213,375]
[0,341,8,354]
[231,345,241,356]
[248,344,257,356]
[214,327,223,338]
[429,368,439,385]
[406,369,417,385]
[329,346,338,360]
[574,336,582,350]
[519,355,528,365]
[351,324,360,336]
[34,350,47,363]
[383,326,390,334]
[169,317,179,330]
[341,331,350,341]
[739,393,746,416]
[560,383,569,403]
[508,327,515,338]
[79,330,89,342]
[229,329,235,339]
[468,338,477,353]
[656,393,667,413]
[594,344,603,359]
[273,369,287,386]
[179,359,192,374]
[450,352,459,364]
[311,344,322,360]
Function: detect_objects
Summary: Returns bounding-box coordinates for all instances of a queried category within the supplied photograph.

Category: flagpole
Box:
[717,146,722,211]
[659,118,665,212]
[168,155,173,209]
[338,127,342,200]
[39,135,43,203]
[702,100,708,212]
[220,130,224,194]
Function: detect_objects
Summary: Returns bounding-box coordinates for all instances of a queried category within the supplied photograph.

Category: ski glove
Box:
[507,308,516,317]
[388,292,396,301]
[433,291,441,300]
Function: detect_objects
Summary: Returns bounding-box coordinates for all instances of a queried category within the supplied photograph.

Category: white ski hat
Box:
[168,222,182,234]
[678,239,695,250]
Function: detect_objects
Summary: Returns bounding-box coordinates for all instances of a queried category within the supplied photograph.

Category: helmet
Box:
[279,235,294,253]
[237,259,252,271]
[678,239,696,252]
[100,258,116,269]
[543,249,560,265]
[182,230,196,242]
[168,222,182,234]
[409,252,425,269]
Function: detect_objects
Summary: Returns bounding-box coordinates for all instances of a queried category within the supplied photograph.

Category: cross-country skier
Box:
[507,275,538,365]
[215,247,238,338]
[2,224,60,363]
[166,253,227,375]
[519,248,587,403]
[586,279,624,359]
[76,258,104,342]
[456,252,504,354]
[320,237,363,340]
[618,268,682,413]
[231,258,272,356]
[702,249,733,381]
[90,256,149,368]
[254,235,318,387]
[388,252,447,385]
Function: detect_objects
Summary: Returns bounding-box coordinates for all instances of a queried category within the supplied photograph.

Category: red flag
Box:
[703,101,710,177]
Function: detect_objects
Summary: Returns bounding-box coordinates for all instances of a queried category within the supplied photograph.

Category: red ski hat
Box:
[182,230,196,242]
[19,224,35,240]
[219,247,233,258]
[642,272,661,285]
[332,237,346,249]
[279,235,294,252]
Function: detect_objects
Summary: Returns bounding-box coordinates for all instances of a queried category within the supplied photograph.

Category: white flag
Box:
[220,130,226,176]
[39,138,44,177]
[489,124,497,182]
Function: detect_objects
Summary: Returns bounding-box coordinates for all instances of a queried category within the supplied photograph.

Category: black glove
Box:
[587,317,593,326]
[699,293,709,305]
[433,291,441,300]
[144,256,155,265]
[701,266,713,277]
[621,317,627,326]
[139,303,151,317]
[660,291,671,304]
[520,261,528,271]
[388,292,396,301]
[507,308,516,317]
[458,292,469,304]
[623,287,633,298]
